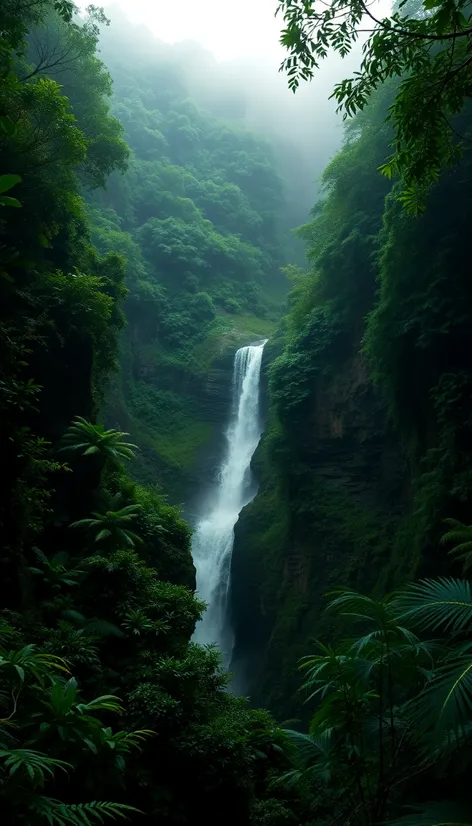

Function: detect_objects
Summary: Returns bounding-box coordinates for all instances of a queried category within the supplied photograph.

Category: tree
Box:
[276,0,472,208]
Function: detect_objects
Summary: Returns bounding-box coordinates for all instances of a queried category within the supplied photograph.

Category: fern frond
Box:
[30,797,140,825]
[0,749,70,784]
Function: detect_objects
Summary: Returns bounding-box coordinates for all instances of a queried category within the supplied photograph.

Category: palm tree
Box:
[61,417,138,465]
[70,504,143,548]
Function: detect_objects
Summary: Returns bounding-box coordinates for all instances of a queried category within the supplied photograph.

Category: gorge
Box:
[3,1,472,824]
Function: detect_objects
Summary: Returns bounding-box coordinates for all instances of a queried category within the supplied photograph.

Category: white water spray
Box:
[192,340,267,664]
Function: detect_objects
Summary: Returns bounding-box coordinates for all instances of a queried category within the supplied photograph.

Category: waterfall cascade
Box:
[191,340,267,665]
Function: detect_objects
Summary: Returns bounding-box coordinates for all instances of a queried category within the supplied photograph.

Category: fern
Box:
[0,749,70,784]
[30,797,139,825]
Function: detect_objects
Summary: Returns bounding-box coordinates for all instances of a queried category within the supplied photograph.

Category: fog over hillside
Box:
[88,0,363,244]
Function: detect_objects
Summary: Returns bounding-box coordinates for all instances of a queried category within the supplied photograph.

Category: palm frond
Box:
[281,728,333,782]
[76,695,123,715]
[61,417,138,465]
[70,518,96,530]
[396,578,472,633]
[327,588,391,619]
[407,648,472,735]
[83,445,100,456]
[95,529,111,542]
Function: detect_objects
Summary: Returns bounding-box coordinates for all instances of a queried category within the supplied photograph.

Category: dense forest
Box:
[90,19,291,497]
[3,0,472,824]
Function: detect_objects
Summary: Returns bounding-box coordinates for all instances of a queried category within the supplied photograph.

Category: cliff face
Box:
[106,316,275,505]
[230,343,409,718]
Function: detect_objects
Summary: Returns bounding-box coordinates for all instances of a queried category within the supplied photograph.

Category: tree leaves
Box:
[277,0,472,201]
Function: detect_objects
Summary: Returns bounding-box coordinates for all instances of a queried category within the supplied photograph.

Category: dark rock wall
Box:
[230,346,410,719]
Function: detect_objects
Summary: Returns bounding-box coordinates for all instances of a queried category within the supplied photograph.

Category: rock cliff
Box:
[105,315,275,505]
[230,342,409,719]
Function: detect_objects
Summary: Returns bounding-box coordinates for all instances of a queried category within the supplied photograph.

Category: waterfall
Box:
[191,339,267,664]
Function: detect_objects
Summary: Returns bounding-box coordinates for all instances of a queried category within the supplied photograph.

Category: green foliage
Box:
[62,418,138,465]
[441,519,472,571]
[237,47,472,740]
[281,577,472,823]
[71,503,143,548]
[277,0,472,207]
[87,41,289,494]
[0,622,142,824]
[0,5,307,826]
[0,175,22,208]
[269,306,339,425]
[389,802,472,826]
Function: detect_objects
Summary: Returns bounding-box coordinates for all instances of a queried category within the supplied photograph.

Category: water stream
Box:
[191,340,267,665]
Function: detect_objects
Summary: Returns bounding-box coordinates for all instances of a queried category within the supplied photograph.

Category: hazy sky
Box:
[80,0,282,61]
[79,0,391,66]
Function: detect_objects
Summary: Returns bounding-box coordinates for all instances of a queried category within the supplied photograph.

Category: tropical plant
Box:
[0,625,141,824]
[283,589,436,825]
[441,518,472,571]
[29,548,84,592]
[61,417,138,465]
[27,799,138,826]
[70,504,143,548]
[396,577,472,735]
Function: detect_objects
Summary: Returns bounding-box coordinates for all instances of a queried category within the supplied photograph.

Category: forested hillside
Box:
[232,81,472,719]
[0,3,310,824]
[230,3,472,819]
[81,20,297,498]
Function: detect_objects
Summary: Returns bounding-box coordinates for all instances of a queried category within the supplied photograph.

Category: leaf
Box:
[29,797,140,825]
[396,578,472,633]
[0,196,21,208]
[14,665,25,681]
[0,175,21,194]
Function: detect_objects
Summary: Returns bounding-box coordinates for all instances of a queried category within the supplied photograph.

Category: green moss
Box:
[106,310,278,501]
[190,313,277,374]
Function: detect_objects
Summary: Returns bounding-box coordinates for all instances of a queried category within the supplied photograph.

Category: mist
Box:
[88,0,364,243]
